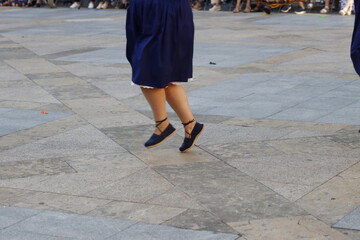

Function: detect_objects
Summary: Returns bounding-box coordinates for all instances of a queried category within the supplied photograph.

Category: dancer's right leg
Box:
[141,87,169,135]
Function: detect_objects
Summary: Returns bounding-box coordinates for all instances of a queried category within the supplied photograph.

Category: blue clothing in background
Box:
[351,0,360,75]
[126,0,194,88]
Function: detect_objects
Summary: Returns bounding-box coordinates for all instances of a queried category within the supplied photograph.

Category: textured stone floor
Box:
[0,7,360,240]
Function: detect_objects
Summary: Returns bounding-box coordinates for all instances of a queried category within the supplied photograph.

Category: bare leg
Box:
[165,84,195,137]
[233,0,241,12]
[325,0,329,8]
[245,0,251,12]
[343,0,354,13]
[298,2,305,9]
[253,0,261,11]
[141,87,169,135]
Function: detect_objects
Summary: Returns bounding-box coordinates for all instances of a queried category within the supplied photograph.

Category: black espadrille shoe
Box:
[145,117,176,149]
[179,119,204,153]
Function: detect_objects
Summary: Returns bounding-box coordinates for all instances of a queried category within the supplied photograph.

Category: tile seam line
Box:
[149,163,226,228]
[0,206,43,231]
[333,205,360,225]
[196,145,310,215]
[198,144,348,207]
[122,151,214,213]
[1,185,199,213]
[262,74,360,119]
[295,160,360,205]
[160,207,242,236]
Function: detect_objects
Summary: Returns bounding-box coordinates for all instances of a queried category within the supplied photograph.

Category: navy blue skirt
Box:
[126,0,194,88]
[351,1,360,76]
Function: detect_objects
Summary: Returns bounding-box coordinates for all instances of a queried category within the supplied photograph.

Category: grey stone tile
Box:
[7,208,134,240]
[0,108,72,137]
[42,84,108,100]
[296,163,360,226]
[0,115,87,152]
[164,209,237,234]
[0,125,126,162]
[0,48,38,60]
[269,107,335,122]
[0,8,119,19]
[63,97,152,128]
[0,205,40,229]
[184,73,360,124]
[134,147,219,167]
[26,72,75,80]
[228,215,351,240]
[203,141,284,160]
[0,86,61,104]
[100,125,183,152]
[154,162,305,223]
[0,67,29,81]
[146,188,204,210]
[89,80,141,101]
[0,229,76,240]
[333,206,360,231]
[0,159,75,179]
[88,201,187,225]
[197,123,292,145]
[55,43,300,67]
[224,153,358,183]
[8,21,125,37]
[85,168,173,203]
[5,167,142,196]
[107,222,239,240]
[59,62,128,78]
[295,96,357,110]
[316,107,360,125]
[5,58,65,74]
[337,229,360,240]
[266,136,360,158]
[251,14,354,27]
[11,191,113,215]
[65,153,147,172]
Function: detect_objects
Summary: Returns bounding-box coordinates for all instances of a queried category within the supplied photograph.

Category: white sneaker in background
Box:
[209,5,221,12]
[88,2,94,8]
[96,2,103,9]
[69,2,80,8]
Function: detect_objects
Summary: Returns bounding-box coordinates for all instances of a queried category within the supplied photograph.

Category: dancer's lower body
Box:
[141,84,204,152]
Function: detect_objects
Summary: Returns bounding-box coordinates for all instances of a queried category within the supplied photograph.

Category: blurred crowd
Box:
[0,0,354,16]
[193,0,354,15]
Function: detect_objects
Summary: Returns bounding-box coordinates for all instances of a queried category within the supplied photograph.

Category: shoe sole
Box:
[145,130,176,149]
[180,125,204,153]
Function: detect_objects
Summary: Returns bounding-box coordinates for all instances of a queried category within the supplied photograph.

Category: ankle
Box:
[154,118,169,135]
[182,119,196,138]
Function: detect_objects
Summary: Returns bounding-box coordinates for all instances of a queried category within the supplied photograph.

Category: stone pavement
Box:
[0,7,360,240]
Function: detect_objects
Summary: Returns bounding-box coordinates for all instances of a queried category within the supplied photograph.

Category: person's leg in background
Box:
[209,0,221,11]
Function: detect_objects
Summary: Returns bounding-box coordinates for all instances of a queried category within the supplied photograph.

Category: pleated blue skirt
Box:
[126,0,194,88]
[351,1,360,76]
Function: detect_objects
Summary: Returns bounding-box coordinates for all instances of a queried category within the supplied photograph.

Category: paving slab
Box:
[296,162,360,225]
[3,207,134,240]
[0,125,127,162]
[333,206,360,231]
[154,162,305,223]
[84,168,174,203]
[0,205,39,229]
[55,44,301,68]
[87,201,186,225]
[0,108,72,136]
[163,209,237,234]
[228,215,352,240]
[0,159,75,179]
